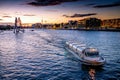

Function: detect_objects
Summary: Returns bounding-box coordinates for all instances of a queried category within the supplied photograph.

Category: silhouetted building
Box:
[68,20,78,29]
[32,23,42,28]
[102,18,120,28]
[85,18,101,29]
[78,18,101,29]
[77,19,86,29]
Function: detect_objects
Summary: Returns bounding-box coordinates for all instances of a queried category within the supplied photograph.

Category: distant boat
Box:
[65,41,105,66]
[31,30,34,31]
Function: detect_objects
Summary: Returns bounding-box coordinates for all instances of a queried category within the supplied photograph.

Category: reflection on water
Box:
[89,69,95,80]
[0,29,120,80]
[81,64,104,80]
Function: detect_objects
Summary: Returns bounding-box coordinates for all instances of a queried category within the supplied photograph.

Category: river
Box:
[0,29,120,80]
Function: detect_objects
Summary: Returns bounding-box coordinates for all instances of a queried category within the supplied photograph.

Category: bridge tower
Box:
[14,17,24,33]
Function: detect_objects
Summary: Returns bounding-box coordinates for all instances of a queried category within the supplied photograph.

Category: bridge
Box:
[14,17,24,33]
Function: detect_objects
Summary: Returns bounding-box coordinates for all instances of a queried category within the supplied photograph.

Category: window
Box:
[86,52,99,57]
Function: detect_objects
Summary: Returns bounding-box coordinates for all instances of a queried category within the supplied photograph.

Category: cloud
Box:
[2,13,9,15]
[45,9,58,12]
[15,11,22,15]
[23,14,36,16]
[63,13,97,18]
[86,3,96,6]
[2,16,12,18]
[93,1,120,8]
[0,19,3,21]
[27,0,81,6]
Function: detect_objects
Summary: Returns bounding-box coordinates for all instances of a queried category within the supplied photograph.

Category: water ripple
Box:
[0,29,120,80]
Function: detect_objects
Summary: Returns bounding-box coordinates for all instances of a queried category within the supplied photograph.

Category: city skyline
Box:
[0,0,120,24]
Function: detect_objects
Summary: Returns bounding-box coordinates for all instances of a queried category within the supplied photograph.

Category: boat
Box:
[31,29,34,31]
[65,41,105,66]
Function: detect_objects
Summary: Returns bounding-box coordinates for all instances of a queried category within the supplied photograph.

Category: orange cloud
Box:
[2,16,12,18]
[0,19,3,21]
[23,14,36,16]
[63,13,97,18]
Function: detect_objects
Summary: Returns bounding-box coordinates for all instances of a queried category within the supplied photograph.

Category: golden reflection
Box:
[89,69,96,80]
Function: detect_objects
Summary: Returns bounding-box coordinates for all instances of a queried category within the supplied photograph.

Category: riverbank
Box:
[56,28,120,32]
[1,27,120,32]
[77,28,120,32]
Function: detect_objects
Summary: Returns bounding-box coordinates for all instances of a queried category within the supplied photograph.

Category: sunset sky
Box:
[0,0,120,24]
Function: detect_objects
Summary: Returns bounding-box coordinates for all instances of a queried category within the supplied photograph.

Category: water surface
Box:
[0,29,120,80]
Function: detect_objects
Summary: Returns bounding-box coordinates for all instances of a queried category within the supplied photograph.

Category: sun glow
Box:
[0,0,119,25]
